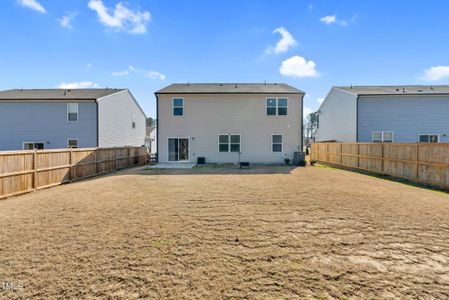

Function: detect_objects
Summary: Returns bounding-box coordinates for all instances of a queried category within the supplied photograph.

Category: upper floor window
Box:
[173,98,184,116]
[131,114,136,129]
[266,98,288,116]
[419,134,439,143]
[218,134,241,153]
[372,131,393,143]
[67,103,78,122]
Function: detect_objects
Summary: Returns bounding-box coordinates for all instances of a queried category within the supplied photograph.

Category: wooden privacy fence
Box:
[311,142,449,189]
[0,146,148,199]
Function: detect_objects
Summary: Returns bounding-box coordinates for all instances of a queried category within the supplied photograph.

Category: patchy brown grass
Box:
[1,165,449,299]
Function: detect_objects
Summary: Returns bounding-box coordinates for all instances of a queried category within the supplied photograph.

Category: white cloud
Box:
[86,63,93,69]
[320,15,336,25]
[112,70,130,76]
[303,106,313,118]
[280,55,320,78]
[17,0,46,13]
[147,71,166,81]
[58,81,99,89]
[320,14,358,26]
[112,66,165,80]
[265,27,297,55]
[421,66,449,81]
[58,12,78,29]
[317,98,325,104]
[88,0,151,34]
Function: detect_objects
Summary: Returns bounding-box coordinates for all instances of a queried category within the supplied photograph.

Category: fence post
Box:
[95,149,98,175]
[339,143,342,164]
[70,148,74,182]
[381,143,384,174]
[357,143,360,168]
[32,149,37,189]
[115,147,118,170]
[326,143,329,162]
[416,144,419,179]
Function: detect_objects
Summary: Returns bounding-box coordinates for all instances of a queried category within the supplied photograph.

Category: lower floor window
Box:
[372,131,393,143]
[23,142,45,150]
[67,139,78,148]
[418,134,439,143]
[218,134,241,152]
[272,134,283,152]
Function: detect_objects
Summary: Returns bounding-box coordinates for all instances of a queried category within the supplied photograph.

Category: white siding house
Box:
[0,88,146,150]
[316,85,449,143]
[97,89,147,148]
[156,83,304,164]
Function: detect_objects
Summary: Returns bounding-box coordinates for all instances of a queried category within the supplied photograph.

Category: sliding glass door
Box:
[168,138,189,161]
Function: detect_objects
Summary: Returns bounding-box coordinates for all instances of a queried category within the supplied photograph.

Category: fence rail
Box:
[311,142,449,189]
[0,146,148,199]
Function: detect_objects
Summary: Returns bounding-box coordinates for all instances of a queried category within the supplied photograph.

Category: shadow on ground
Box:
[135,164,299,175]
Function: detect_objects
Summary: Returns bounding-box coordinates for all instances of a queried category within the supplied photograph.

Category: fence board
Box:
[0,146,148,199]
[311,142,449,190]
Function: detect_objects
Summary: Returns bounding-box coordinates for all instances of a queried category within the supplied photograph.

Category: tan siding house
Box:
[155,83,304,164]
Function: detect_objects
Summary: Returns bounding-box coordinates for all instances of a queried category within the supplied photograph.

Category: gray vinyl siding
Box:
[358,95,449,143]
[158,93,303,163]
[316,87,357,142]
[0,102,97,150]
[97,90,146,147]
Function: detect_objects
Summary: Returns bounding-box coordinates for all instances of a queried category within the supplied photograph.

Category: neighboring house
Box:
[0,88,146,150]
[155,83,304,164]
[316,85,449,143]
[145,126,157,154]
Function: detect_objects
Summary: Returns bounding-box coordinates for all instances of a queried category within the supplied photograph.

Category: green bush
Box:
[284,158,291,165]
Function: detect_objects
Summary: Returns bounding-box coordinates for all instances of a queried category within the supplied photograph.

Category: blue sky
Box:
[1,0,449,118]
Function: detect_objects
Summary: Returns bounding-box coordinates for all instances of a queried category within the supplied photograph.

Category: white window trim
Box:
[372,131,394,142]
[67,139,79,148]
[167,137,190,162]
[23,142,45,150]
[67,103,79,122]
[418,134,440,143]
[218,134,241,153]
[271,134,283,153]
[266,97,289,116]
[172,98,184,117]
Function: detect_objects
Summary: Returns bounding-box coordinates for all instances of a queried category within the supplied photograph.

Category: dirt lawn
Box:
[1,165,449,299]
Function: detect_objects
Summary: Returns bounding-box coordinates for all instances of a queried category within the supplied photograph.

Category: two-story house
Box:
[316,85,449,143]
[0,88,146,150]
[155,83,304,164]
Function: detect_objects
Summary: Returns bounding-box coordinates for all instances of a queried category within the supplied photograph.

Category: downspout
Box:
[155,93,159,163]
[96,101,99,147]
[355,96,359,142]
[300,93,304,152]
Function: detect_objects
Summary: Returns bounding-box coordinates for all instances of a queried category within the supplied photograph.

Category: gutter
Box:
[155,93,159,163]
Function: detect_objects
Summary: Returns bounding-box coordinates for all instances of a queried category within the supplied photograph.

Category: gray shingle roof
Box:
[155,83,304,94]
[336,85,449,96]
[0,88,126,100]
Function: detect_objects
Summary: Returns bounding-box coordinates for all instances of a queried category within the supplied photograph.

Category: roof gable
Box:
[156,83,304,94]
[0,88,126,100]
[336,85,449,96]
